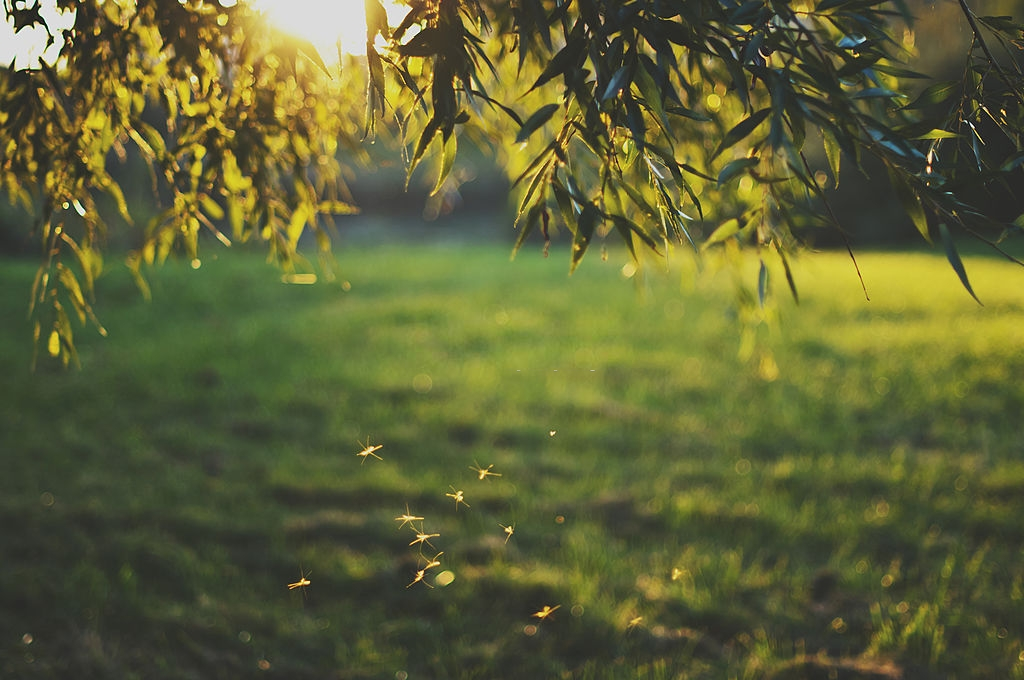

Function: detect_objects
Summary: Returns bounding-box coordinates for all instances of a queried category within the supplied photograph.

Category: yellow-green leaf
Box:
[200,194,225,220]
[702,217,744,250]
[431,132,457,197]
[47,330,60,357]
[822,131,841,187]
[915,129,959,140]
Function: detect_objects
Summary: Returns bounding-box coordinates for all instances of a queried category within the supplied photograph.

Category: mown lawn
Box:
[1,242,1022,679]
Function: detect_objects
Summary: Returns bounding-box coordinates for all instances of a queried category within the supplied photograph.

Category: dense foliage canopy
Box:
[3,0,1024,364]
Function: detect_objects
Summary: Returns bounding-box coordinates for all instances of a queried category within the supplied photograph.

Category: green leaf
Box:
[431,131,457,197]
[512,203,543,258]
[702,217,744,250]
[516,103,560,144]
[915,129,959,140]
[680,163,716,183]
[47,329,61,358]
[56,232,97,295]
[407,118,441,189]
[777,247,800,304]
[757,259,768,308]
[815,0,852,11]
[570,203,600,273]
[870,64,930,79]
[397,27,442,57]
[623,94,646,148]
[364,47,387,137]
[364,0,390,39]
[528,29,585,93]
[731,0,766,24]
[851,88,904,100]
[318,200,360,215]
[608,213,661,256]
[132,122,166,160]
[199,194,224,221]
[56,263,87,325]
[618,175,659,221]
[99,174,133,224]
[666,105,711,122]
[977,15,1024,33]
[939,223,981,305]
[711,109,771,161]
[295,38,332,77]
[822,131,841,187]
[515,152,555,222]
[634,58,671,130]
[286,205,309,248]
[717,157,759,186]
[600,64,633,102]
[903,80,959,110]
[550,176,577,228]
[890,171,930,242]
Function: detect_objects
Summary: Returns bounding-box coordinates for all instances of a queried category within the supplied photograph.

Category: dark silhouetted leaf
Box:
[890,170,931,242]
[570,203,600,273]
[778,248,800,304]
[757,259,768,308]
[939,223,982,304]
[717,157,759,186]
[711,109,771,160]
[516,103,561,144]
[601,64,633,102]
[903,80,959,110]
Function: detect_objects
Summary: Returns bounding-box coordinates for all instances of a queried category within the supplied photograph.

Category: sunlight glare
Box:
[250,0,405,62]
[0,0,73,67]
[2,0,407,67]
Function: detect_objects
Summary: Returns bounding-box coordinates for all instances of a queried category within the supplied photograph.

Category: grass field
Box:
[1,242,1023,679]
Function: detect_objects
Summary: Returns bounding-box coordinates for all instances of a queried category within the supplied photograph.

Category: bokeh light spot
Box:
[412,373,433,393]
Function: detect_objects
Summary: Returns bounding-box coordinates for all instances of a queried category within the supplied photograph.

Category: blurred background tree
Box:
[2,0,1023,365]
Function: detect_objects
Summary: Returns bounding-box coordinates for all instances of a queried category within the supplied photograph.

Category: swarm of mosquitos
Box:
[286,432,568,626]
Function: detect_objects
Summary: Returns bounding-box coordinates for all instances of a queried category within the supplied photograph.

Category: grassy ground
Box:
[1,242,1023,679]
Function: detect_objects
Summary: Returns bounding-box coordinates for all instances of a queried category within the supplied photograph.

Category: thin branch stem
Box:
[957,0,1024,109]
